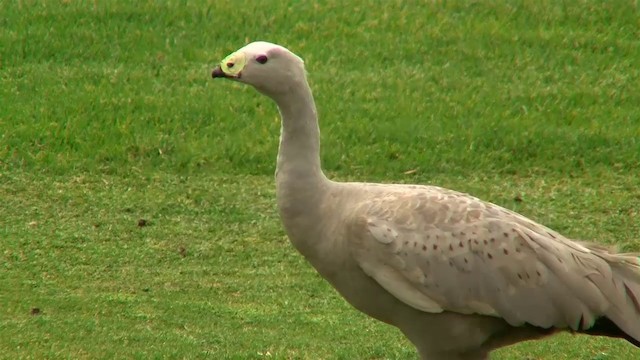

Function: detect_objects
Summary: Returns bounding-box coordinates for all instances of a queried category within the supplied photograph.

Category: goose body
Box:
[211,41,640,359]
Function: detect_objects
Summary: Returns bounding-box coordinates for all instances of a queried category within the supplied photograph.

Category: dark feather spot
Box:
[459,241,464,248]
[413,242,417,248]
[503,249,509,255]
[422,245,427,251]
[433,244,438,250]
[490,237,495,243]
[483,239,488,245]
[536,270,541,277]
[474,239,479,244]
[460,231,466,236]
[503,232,509,237]
[487,253,493,259]
[517,273,523,280]
[449,244,454,251]
[464,257,468,263]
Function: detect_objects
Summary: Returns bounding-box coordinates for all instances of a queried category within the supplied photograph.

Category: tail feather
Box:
[590,249,640,347]
[580,316,640,348]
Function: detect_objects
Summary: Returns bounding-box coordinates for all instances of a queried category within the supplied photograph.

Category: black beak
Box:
[211,65,226,78]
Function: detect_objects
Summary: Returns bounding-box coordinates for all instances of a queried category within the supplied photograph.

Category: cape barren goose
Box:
[211,41,640,360]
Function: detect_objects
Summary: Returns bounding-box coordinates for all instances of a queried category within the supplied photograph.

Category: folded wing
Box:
[348,186,640,340]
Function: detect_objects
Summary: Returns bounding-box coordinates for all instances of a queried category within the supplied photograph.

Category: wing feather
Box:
[347,186,640,334]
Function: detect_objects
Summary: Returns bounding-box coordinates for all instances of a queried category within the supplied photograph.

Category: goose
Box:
[211,41,640,360]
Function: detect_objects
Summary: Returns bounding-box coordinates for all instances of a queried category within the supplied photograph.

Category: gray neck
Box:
[273,77,328,216]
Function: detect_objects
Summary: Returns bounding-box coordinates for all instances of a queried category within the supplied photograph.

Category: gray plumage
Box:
[212,41,640,360]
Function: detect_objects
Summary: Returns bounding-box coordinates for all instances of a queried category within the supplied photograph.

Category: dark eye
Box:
[256,55,268,64]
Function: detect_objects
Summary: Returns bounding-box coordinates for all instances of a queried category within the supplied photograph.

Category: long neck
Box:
[274,78,326,186]
[273,77,329,217]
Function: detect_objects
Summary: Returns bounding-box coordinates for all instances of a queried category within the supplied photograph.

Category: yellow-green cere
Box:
[220,51,246,77]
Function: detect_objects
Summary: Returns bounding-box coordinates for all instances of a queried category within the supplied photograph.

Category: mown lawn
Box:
[1,1,639,359]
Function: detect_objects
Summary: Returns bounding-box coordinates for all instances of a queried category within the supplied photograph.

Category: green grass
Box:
[1,1,639,359]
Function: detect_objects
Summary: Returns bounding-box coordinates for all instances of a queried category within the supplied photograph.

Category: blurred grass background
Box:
[1,1,639,359]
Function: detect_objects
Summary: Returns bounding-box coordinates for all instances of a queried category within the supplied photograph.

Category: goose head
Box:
[211,41,306,97]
